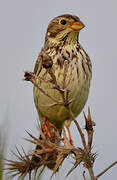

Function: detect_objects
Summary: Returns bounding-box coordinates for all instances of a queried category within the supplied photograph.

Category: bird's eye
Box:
[60,19,66,25]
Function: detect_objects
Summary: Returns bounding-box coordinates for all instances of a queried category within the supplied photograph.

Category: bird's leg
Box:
[66,125,73,146]
[46,121,57,130]
[42,117,51,138]
[42,117,57,139]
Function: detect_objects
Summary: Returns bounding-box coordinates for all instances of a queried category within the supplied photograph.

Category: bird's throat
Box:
[45,31,79,48]
[66,31,79,45]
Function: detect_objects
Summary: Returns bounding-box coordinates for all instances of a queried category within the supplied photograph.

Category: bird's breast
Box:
[33,45,92,128]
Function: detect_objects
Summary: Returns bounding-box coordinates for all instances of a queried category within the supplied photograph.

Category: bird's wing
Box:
[79,44,92,79]
[34,48,53,75]
[34,52,43,76]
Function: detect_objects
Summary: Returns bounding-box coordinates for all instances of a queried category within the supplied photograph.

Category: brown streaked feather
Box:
[34,54,42,75]
[54,14,80,22]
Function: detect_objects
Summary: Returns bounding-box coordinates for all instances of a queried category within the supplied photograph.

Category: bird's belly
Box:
[33,63,90,128]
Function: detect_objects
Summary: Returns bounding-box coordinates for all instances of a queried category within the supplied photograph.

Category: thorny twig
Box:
[24,71,60,104]
[95,161,117,179]
[6,109,117,180]
[66,106,87,152]
[83,171,86,180]
[83,108,94,152]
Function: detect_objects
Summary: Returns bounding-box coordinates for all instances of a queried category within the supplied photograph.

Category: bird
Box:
[31,14,92,169]
[33,13,92,132]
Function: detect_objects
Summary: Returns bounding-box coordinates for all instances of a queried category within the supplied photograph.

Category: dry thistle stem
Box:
[5,109,117,180]
[5,111,96,180]
[5,124,72,179]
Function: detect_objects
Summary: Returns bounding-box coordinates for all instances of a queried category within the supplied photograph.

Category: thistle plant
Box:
[5,70,117,180]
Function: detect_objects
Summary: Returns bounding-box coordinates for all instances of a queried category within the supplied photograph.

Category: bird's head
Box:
[45,14,85,46]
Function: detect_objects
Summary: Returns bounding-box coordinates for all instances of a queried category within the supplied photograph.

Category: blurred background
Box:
[0,0,117,179]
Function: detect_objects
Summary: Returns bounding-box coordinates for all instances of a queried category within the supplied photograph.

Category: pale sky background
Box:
[0,0,117,179]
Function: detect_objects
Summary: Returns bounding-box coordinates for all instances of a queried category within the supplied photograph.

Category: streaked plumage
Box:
[33,14,92,129]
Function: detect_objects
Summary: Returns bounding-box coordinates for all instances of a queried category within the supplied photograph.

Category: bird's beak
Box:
[69,21,85,31]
